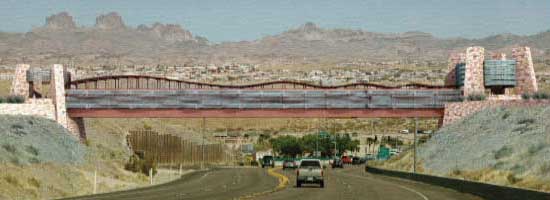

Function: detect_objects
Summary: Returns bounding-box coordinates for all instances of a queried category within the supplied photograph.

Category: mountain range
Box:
[0,12,549,68]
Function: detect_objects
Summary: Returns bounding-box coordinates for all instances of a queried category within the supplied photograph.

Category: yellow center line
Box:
[237,167,289,200]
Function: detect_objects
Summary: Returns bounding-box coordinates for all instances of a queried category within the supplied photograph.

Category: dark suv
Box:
[261,155,274,168]
[331,157,343,168]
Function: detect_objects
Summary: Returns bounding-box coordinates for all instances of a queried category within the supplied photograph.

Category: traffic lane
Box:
[261,166,427,200]
[261,166,482,200]
[63,168,278,200]
[336,167,483,200]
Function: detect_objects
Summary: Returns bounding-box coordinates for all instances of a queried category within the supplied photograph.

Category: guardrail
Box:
[365,166,550,200]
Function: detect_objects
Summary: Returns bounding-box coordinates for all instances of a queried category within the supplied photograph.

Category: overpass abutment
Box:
[67,117,87,140]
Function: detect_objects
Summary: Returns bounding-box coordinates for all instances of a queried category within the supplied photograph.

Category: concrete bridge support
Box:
[9,64,85,140]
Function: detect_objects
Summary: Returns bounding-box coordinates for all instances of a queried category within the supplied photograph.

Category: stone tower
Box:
[512,47,538,94]
[445,53,465,87]
[463,47,485,96]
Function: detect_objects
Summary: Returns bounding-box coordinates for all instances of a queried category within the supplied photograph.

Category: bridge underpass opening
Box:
[86,117,440,167]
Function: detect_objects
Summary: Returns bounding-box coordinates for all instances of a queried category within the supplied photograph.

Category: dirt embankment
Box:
[375,106,550,192]
[0,116,181,200]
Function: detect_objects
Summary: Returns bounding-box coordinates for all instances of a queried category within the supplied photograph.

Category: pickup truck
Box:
[296,159,324,188]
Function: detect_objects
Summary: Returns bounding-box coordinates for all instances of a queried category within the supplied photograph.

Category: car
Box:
[282,160,297,170]
[364,154,376,161]
[352,156,365,165]
[296,159,325,188]
[390,149,401,156]
[331,157,343,168]
[341,156,352,164]
[261,155,275,168]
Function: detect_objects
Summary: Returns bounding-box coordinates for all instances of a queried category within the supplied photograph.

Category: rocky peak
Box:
[299,22,321,32]
[95,12,126,30]
[138,23,195,42]
[44,12,77,30]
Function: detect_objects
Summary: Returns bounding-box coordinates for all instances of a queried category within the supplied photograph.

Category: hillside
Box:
[0,12,549,68]
[376,106,550,192]
[0,115,178,200]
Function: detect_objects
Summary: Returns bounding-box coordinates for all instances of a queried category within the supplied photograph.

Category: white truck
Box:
[296,159,324,188]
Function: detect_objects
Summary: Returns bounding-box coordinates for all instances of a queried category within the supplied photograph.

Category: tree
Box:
[270,136,302,157]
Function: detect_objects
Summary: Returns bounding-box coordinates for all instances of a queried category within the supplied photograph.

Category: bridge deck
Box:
[66,89,460,118]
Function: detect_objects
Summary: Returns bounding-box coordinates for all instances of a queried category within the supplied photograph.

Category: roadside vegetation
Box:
[374,106,550,192]
[269,133,360,157]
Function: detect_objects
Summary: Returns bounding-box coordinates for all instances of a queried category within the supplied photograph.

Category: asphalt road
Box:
[63,166,483,200]
[261,166,483,200]
[63,168,278,200]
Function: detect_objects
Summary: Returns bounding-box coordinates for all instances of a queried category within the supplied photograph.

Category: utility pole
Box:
[201,117,205,169]
[316,118,319,157]
[413,117,418,174]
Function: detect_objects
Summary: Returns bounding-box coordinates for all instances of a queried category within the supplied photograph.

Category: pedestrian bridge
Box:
[65,75,462,118]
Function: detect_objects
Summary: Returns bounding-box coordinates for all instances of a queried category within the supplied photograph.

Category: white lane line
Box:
[338,172,429,200]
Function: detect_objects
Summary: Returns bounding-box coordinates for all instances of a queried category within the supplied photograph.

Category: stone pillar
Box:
[50,64,68,128]
[11,64,30,98]
[512,47,538,94]
[68,117,86,140]
[445,53,465,87]
[464,47,485,96]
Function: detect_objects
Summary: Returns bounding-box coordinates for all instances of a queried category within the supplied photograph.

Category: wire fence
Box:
[127,129,230,167]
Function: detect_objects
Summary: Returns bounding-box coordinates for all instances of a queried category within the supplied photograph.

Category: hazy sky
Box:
[0,0,549,42]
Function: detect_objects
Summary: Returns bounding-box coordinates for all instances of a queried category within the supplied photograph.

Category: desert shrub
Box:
[6,95,25,103]
[518,118,536,125]
[539,163,550,174]
[2,144,17,154]
[25,145,39,156]
[124,155,157,176]
[4,175,21,187]
[532,92,550,100]
[467,94,486,101]
[451,168,462,176]
[513,126,533,134]
[0,96,5,103]
[28,157,40,164]
[507,173,522,184]
[521,93,532,100]
[494,146,513,159]
[502,112,510,120]
[28,177,41,188]
[527,143,546,155]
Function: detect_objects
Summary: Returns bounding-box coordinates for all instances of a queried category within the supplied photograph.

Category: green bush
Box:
[449,96,465,102]
[25,145,39,156]
[6,95,25,103]
[124,155,157,176]
[467,94,486,101]
[0,97,5,103]
[521,93,532,100]
[532,92,550,100]
[2,144,17,154]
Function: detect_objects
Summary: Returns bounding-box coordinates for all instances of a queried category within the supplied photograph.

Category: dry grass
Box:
[0,80,11,96]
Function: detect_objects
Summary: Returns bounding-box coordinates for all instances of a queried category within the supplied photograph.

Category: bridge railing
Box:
[66,89,462,109]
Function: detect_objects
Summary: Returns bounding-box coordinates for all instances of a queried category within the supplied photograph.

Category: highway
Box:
[63,167,482,200]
